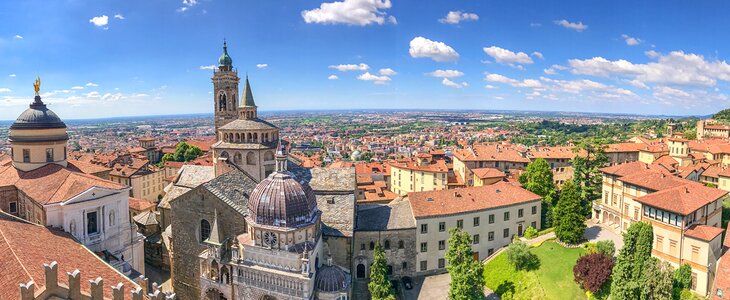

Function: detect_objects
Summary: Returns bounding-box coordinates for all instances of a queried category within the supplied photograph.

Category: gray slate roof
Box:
[356,198,415,231]
[219,118,278,131]
[202,169,258,216]
[158,165,215,209]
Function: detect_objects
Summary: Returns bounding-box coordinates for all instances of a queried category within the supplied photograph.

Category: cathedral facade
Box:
[168,42,355,300]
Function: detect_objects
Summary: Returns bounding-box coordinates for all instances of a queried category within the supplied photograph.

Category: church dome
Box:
[316,263,349,293]
[247,171,318,227]
[10,96,66,130]
[218,41,233,67]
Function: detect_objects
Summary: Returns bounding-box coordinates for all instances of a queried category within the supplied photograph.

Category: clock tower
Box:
[212,40,240,132]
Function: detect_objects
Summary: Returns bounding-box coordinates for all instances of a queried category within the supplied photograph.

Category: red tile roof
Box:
[635,183,727,215]
[408,181,541,218]
[0,212,138,300]
[452,144,529,163]
[471,167,506,179]
[604,142,645,153]
[67,159,112,175]
[128,197,156,212]
[600,161,671,177]
[684,224,725,242]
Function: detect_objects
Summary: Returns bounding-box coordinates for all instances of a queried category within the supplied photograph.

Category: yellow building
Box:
[109,156,165,201]
[390,157,448,195]
[471,168,505,186]
[452,144,529,187]
[593,161,728,297]
[526,146,581,187]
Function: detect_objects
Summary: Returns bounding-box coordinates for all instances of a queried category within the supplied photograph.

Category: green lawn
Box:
[483,240,587,300]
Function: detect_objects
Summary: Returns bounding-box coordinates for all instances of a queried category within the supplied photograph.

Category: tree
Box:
[368,242,395,300]
[641,258,674,300]
[573,253,614,293]
[161,142,204,164]
[523,226,538,239]
[595,240,615,257]
[674,264,692,290]
[611,222,654,300]
[446,228,485,300]
[519,158,557,228]
[571,139,609,216]
[553,181,586,245]
[505,240,538,271]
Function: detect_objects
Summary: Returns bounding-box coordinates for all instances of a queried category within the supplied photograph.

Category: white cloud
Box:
[357,72,391,84]
[71,86,84,90]
[301,0,396,26]
[8,74,16,77]
[114,14,125,20]
[621,34,641,46]
[378,68,397,76]
[530,22,542,27]
[483,46,533,65]
[0,88,11,93]
[85,82,99,87]
[199,65,216,70]
[441,78,468,89]
[568,51,730,87]
[484,73,542,88]
[540,76,636,98]
[329,63,369,71]
[428,69,464,78]
[177,0,198,12]
[485,85,496,89]
[531,51,544,60]
[653,86,690,98]
[328,75,339,80]
[13,35,23,40]
[89,15,109,27]
[543,64,567,75]
[554,19,587,32]
[256,63,268,69]
[439,11,479,24]
[409,37,459,62]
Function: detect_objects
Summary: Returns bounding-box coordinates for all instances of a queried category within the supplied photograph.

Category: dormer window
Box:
[22,149,30,163]
[46,148,54,162]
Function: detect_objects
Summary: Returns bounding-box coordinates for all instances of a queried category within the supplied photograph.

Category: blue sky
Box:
[2,0,730,119]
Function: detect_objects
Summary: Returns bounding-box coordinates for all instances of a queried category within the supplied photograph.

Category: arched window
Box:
[384,240,390,250]
[210,260,218,279]
[398,240,404,249]
[369,241,375,250]
[234,152,242,164]
[235,133,241,142]
[201,219,211,241]
[264,151,274,161]
[218,93,227,111]
[247,133,252,143]
[220,151,229,161]
[246,152,256,165]
[253,133,258,143]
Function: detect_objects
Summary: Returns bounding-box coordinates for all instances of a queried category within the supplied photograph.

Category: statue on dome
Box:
[33,77,41,96]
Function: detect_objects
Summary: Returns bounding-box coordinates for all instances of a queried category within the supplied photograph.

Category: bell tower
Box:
[212,40,240,133]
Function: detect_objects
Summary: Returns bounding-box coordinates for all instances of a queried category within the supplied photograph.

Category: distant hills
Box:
[713,109,730,122]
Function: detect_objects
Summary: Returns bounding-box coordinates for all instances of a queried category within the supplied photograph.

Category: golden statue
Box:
[33,77,41,96]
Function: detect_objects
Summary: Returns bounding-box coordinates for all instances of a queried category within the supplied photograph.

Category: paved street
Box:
[583,222,624,254]
[401,273,499,300]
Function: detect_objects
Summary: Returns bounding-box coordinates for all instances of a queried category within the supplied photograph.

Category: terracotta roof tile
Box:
[634,183,727,215]
[684,224,724,242]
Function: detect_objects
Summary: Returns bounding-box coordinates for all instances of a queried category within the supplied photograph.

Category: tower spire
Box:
[275,138,288,173]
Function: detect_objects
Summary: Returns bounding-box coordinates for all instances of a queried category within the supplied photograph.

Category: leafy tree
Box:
[446,228,485,300]
[553,181,586,245]
[595,240,615,257]
[161,142,204,164]
[368,242,395,300]
[505,240,538,271]
[523,226,538,239]
[641,258,674,300]
[573,253,614,293]
[611,222,654,300]
[713,108,730,122]
[572,139,609,216]
[519,158,557,228]
[674,264,692,290]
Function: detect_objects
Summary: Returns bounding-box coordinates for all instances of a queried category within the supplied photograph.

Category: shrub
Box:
[506,241,539,271]
[595,240,615,257]
[524,226,538,239]
[574,253,614,293]
[674,264,692,290]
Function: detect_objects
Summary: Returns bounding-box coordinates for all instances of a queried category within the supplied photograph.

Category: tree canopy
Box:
[571,138,609,216]
[553,181,586,245]
[573,252,614,293]
[161,142,203,164]
[446,228,485,300]
[611,222,654,300]
[713,108,730,122]
[368,241,395,300]
[519,158,557,228]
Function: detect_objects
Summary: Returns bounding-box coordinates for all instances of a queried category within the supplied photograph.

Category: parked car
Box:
[402,276,413,290]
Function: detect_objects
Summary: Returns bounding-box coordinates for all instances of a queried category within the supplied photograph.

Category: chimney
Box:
[112,283,125,300]
[19,281,35,300]
[89,277,104,300]
[43,261,59,291]
[68,270,82,299]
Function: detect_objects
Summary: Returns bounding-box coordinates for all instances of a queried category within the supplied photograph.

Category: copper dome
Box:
[316,264,349,293]
[247,171,318,227]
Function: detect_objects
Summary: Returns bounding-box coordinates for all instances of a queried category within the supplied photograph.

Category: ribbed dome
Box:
[218,41,233,67]
[247,171,318,227]
[316,264,349,293]
[10,96,67,130]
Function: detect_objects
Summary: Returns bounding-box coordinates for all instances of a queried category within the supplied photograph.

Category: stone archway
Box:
[261,296,277,300]
[357,263,366,278]
[206,288,226,300]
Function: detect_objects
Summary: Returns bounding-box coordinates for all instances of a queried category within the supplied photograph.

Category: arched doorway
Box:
[357,263,366,278]
[261,296,276,300]
[206,288,226,300]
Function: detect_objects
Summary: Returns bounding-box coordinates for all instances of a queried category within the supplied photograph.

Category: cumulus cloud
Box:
[114,14,125,20]
[0,88,11,93]
[71,86,84,90]
[621,34,641,46]
[544,64,567,75]
[329,63,369,71]
[13,35,23,40]
[540,76,636,98]
[328,75,339,80]
[199,65,216,70]
[301,0,396,26]
[89,15,109,28]
[256,63,268,69]
[86,82,99,87]
[568,51,730,87]
[357,72,391,84]
[484,73,541,88]
[554,19,587,32]
[441,78,468,88]
[439,11,479,24]
[378,68,397,76]
[483,46,534,66]
[531,52,544,60]
[409,37,459,62]
[428,69,464,78]
[177,0,198,12]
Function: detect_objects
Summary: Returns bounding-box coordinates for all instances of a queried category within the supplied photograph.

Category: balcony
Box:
[235,276,304,298]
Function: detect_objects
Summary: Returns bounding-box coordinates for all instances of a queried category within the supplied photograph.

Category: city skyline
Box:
[3,0,730,119]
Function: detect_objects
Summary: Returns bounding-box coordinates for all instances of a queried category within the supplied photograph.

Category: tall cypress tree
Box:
[368,242,395,300]
[611,222,654,300]
[553,181,586,244]
[446,228,485,300]
[519,158,557,228]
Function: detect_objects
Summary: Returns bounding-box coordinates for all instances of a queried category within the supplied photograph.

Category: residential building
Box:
[452,144,530,187]
[407,181,542,275]
[389,156,449,195]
